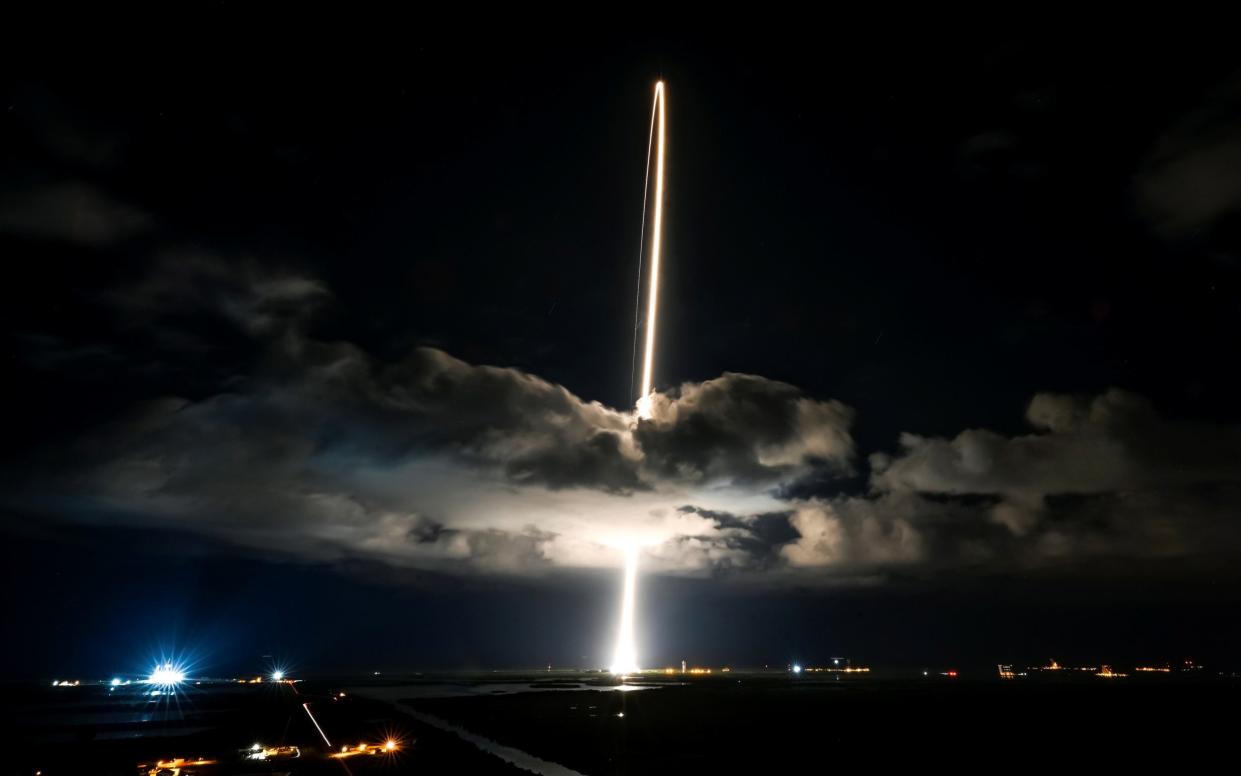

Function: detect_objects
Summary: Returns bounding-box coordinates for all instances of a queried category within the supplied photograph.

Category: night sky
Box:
[4,31,1241,677]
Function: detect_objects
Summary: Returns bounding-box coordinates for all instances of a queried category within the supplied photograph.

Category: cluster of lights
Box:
[140,758,216,775]
[246,743,300,761]
[803,666,871,674]
[148,663,187,686]
[330,740,399,759]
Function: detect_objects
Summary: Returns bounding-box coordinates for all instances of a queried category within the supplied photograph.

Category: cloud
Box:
[11,254,1241,583]
[635,373,854,483]
[0,181,151,245]
[872,388,1241,498]
[863,389,1241,566]
[107,252,330,334]
[780,497,921,569]
[1136,77,1241,241]
[7,255,859,576]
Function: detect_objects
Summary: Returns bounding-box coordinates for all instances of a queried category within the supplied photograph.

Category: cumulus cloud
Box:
[781,498,921,568]
[11,253,1241,582]
[635,373,854,483]
[865,389,1241,565]
[8,255,860,576]
[872,389,1241,498]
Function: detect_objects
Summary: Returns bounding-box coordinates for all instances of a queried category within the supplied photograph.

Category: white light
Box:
[110,677,121,687]
[608,545,640,675]
[148,663,186,686]
[792,664,802,674]
[636,81,667,419]
[271,670,284,681]
[252,743,262,751]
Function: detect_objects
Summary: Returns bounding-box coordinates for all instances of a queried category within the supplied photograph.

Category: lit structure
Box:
[1096,665,1128,678]
[330,740,400,759]
[803,658,870,674]
[139,758,216,776]
[147,663,186,687]
[998,664,1015,679]
[245,744,300,761]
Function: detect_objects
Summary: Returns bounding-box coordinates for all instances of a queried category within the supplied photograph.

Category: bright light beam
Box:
[636,81,666,420]
[303,702,332,748]
[609,544,640,674]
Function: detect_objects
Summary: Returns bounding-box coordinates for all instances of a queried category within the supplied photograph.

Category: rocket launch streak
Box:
[636,81,666,420]
[609,82,667,676]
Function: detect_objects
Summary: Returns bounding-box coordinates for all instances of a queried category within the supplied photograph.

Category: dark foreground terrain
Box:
[399,671,1240,773]
[2,671,1236,774]
[0,679,522,775]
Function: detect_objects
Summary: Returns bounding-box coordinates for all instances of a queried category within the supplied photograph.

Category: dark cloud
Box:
[1137,76,1241,245]
[0,181,150,245]
[672,506,799,572]
[835,389,1241,570]
[635,373,854,484]
[872,388,1241,499]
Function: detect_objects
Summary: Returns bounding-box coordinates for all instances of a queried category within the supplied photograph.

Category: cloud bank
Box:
[8,251,1239,583]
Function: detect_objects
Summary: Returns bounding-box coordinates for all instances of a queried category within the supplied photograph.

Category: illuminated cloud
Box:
[9,256,1241,582]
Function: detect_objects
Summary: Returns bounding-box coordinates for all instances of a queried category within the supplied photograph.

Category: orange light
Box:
[385,739,397,751]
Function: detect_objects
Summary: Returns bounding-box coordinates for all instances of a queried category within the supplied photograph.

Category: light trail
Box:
[609,544,640,674]
[636,81,666,419]
[303,702,332,749]
[629,89,657,403]
[611,80,666,676]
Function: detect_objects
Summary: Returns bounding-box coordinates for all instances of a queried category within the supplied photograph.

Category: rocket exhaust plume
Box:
[609,544,640,675]
[610,82,666,675]
[633,80,667,420]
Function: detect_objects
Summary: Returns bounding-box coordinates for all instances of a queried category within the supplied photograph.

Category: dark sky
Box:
[4,30,1241,677]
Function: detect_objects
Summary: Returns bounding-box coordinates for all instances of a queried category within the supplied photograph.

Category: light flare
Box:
[609,544,640,674]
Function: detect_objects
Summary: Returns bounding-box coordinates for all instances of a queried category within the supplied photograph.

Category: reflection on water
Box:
[351,679,655,776]
[354,680,656,701]
[400,705,586,776]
